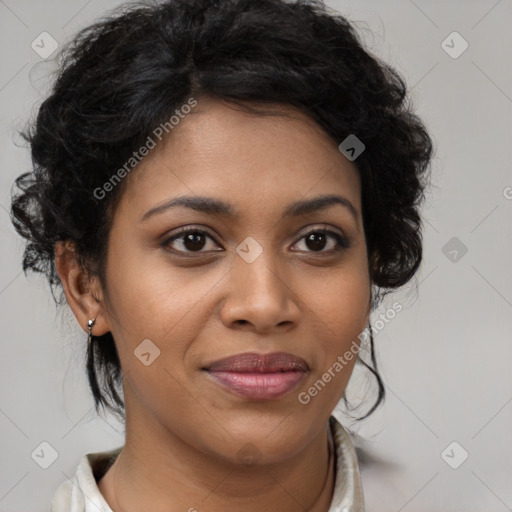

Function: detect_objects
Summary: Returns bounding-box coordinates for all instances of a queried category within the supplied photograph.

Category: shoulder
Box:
[51,447,122,512]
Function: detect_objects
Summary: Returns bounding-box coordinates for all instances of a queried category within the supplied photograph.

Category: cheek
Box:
[300,265,370,400]
[103,245,221,374]
[307,263,370,342]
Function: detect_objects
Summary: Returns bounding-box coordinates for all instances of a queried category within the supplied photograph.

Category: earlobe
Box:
[54,240,110,336]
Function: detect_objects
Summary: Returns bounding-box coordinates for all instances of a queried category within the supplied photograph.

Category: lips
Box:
[204,351,309,373]
[203,352,309,400]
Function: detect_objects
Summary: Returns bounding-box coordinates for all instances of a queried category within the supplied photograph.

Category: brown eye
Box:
[181,232,207,251]
[292,228,350,254]
[161,227,222,255]
[305,232,328,251]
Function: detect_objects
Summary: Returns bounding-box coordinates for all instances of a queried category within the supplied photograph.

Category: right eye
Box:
[161,226,223,256]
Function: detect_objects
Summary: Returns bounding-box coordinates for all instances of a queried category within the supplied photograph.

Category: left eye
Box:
[161,227,349,255]
[292,229,349,253]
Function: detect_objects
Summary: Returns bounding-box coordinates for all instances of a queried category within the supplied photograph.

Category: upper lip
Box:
[203,351,309,373]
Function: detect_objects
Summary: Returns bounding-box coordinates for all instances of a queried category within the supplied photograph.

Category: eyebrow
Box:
[140,194,359,224]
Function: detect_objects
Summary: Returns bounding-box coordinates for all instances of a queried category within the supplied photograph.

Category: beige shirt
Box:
[51,415,365,511]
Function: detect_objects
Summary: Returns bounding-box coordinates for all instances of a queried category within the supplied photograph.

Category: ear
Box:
[54,240,111,336]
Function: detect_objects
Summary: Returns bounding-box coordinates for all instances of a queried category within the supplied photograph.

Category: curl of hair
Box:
[10,0,433,421]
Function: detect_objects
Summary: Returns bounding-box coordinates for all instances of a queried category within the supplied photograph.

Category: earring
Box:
[87,318,96,347]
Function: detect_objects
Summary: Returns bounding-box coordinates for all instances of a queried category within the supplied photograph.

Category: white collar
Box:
[51,415,365,511]
[327,415,365,511]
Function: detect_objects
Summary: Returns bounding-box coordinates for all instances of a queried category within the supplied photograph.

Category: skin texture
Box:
[55,96,372,512]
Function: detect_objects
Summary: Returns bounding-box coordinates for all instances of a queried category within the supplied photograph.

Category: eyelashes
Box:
[160,225,351,257]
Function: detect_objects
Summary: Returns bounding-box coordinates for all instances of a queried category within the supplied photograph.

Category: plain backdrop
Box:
[1,1,511,511]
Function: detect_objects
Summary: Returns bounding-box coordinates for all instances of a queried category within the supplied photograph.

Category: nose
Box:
[219,245,301,334]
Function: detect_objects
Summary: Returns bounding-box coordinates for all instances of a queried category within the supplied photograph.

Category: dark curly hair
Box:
[10,0,433,423]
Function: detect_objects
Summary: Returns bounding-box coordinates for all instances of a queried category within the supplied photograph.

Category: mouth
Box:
[202,351,309,400]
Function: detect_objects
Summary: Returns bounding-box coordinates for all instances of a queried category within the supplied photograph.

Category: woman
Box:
[10,0,433,510]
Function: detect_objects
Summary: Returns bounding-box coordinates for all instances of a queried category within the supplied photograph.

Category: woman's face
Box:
[98,97,371,463]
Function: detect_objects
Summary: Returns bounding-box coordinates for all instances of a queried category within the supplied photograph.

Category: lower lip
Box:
[205,370,307,400]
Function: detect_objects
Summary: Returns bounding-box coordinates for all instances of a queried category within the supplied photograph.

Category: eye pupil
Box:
[184,232,206,251]
[305,232,327,251]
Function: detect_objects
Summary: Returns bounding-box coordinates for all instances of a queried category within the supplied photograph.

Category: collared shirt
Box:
[51,415,365,511]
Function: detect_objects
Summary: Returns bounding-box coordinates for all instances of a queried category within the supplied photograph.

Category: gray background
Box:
[1,0,511,510]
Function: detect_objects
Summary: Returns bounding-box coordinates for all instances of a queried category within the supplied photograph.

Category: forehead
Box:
[120,97,361,220]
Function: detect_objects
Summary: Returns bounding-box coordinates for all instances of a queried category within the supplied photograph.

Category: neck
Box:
[100,411,336,512]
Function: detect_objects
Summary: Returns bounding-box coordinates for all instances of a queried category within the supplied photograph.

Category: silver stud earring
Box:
[87,318,96,347]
